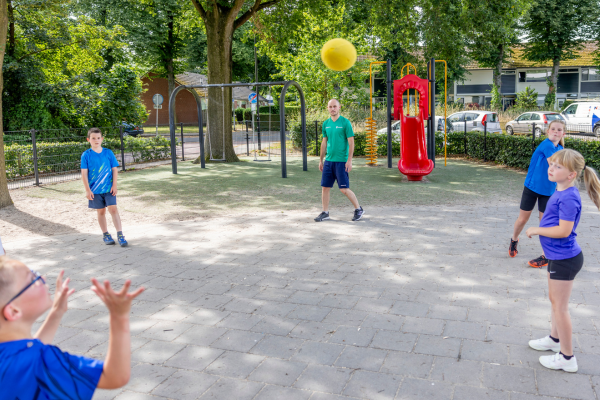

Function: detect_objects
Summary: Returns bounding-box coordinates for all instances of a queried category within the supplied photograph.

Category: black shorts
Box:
[520,186,550,213]
[547,252,584,281]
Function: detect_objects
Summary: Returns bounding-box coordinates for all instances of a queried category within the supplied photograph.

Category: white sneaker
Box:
[529,336,561,352]
[539,352,578,372]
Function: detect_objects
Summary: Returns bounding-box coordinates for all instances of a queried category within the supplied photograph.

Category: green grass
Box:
[23,157,526,218]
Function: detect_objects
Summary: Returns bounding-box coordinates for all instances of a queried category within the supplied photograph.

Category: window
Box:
[465,113,478,121]
[563,104,578,115]
[582,68,600,81]
[518,72,526,82]
[559,68,578,73]
[546,114,563,122]
[517,113,531,121]
[449,113,464,122]
[486,113,498,122]
[530,113,541,121]
[502,70,516,75]
[526,70,548,82]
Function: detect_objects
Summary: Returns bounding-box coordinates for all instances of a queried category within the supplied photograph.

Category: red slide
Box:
[393,75,434,181]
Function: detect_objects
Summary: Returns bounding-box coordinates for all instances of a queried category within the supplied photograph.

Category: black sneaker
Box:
[314,211,330,222]
[529,255,549,268]
[352,207,364,221]
[509,238,518,258]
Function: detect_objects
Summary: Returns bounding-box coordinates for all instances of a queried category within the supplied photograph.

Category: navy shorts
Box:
[548,252,584,281]
[520,186,550,213]
[89,192,117,209]
[321,160,350,189]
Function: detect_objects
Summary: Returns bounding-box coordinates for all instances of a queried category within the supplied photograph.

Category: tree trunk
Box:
[494,44,503,90]
[0,0,14,208]
[167,60,177,125]
[549,56,560,94]
[6,0,13,58]
[198,13,239,162]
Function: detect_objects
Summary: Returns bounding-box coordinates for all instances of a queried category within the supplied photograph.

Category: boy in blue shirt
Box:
[0,256,145,398]
[81,128,127,246]
[508,120,565,267]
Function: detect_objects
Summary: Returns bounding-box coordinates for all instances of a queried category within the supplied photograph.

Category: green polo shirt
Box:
[322,116,354,162]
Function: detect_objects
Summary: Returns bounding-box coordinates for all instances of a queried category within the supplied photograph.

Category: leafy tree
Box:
[490,84,502,110]
[514,86,538,110]
[463,0,529,94]
[521,0,598,99]
[1,0,13,207]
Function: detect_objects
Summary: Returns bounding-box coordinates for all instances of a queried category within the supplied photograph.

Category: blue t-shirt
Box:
[524,139,563,196]
[0,339,104,400]
[539,186,582,260]
[81,148,119,194]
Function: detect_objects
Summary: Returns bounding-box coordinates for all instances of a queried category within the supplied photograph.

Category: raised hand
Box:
[51,270,75,316]
[90,278,144,318]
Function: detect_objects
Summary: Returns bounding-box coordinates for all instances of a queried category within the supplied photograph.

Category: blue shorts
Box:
[89,192,117,209]
[321,160,350,189]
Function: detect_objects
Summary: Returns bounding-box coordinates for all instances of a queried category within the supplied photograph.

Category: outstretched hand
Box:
[51,270,75,316]
[91,278,145,318]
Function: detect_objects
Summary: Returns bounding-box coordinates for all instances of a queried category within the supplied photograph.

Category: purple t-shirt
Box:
[539,186,582,260]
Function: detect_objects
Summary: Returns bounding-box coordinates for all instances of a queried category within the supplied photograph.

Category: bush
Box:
[515,86,538,110]
[4,135,173,179]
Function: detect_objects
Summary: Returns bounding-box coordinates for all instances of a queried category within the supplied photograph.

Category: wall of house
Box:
[141,74,202,126]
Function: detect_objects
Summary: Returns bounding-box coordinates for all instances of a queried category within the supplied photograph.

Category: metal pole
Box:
[430,58,436,166]
[387,59,392,168]
[483,120,487,162]
[180,122,184,161]
[196,95,205,169]
[532,122,536,153]
[119,125,126,171]
[246,133,250,156]
[31,129,39,186]
[464,118,468,154]
[254,35,261,151]
[156,106,158,135]
[168,86,183,174]
[315,120,319,156]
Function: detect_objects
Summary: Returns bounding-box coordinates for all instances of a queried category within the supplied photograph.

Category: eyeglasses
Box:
[2,270,45,320]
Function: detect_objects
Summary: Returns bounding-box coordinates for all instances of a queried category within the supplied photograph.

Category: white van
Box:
[560,102,600,136]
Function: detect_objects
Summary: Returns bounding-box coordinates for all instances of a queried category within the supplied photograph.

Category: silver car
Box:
[505,112,564,137]
[376,116,448,136]
[446,111,502,133]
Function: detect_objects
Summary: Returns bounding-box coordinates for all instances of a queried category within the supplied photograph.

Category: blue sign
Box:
[248,93,258,104]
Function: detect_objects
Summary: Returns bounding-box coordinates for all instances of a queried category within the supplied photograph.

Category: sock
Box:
[560,351,573,360]
[117,231,123,236]
[549,335,559,343]
[323,211,329,214]
[103,232,110,236]
[356,205,361,211]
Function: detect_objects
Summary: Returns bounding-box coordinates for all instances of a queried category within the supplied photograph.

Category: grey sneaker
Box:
[314,211,330,222]
[352,207,364,221]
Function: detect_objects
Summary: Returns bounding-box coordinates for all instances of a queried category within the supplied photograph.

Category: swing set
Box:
[168,81,308,178]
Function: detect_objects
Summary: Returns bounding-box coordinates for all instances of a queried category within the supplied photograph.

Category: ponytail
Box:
[583,166,600,210]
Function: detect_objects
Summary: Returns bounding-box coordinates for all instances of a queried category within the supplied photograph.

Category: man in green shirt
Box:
[314,99,364,222]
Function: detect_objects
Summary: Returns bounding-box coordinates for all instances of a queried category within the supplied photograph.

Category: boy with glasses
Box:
[0,256,144,399]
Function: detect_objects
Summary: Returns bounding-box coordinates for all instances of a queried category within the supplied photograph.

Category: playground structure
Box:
[365,61,387,165]
[168,81,308,178]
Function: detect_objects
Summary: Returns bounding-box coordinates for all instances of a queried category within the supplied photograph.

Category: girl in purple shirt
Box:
[525,149,600,373]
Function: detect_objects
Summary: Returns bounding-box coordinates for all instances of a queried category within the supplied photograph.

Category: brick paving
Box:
[6,200,600,400]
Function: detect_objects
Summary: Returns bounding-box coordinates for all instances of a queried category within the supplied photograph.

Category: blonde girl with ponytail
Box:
[525,149,600,373]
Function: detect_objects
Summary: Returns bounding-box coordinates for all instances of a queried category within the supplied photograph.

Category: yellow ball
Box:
[321,38,357,72]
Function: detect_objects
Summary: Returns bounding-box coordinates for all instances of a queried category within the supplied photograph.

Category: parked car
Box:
[122,121,144,137]
[446,111,502,133]
[376,116,448,136]
[560,102,600,136]
[505,112,564,137]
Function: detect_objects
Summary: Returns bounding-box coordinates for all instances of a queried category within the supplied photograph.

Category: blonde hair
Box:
[547,119,566,148]
[0,256,18,308]
[549,149,600,210]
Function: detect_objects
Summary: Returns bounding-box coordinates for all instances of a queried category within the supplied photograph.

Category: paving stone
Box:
[413,335,461,358]
[251,316,300,336]
[451,386,508,400]
[254,287,295,301]
[353,298,395,313]
[113,392,166,400]
[461,340,509,364]
[428,304,468,321]
[127,364,177,393]
[576,353,600,376]
[329,326,376,347]
[395,377,452,400]
[467,307,508,325]
[442,321,487,340]
[248,358,308,386]
[285,305,331,322]
[429,357,482,386]
[256,301,298,318]
[335,346,388,371]
[131,340,185,364]
[390,301,430,317]
[292,341,345,365]
[370,331,417,352]
[380,351,434,378]
[536,369,596,400]
[204,351,265,378]
[343,370,402,400]
[294,365,353,394]
[181,308,230,326]
[576,333,600,355]
[323,309,368,326]
[309,393,362,400]
[211,329,264,352]
[152,370,219,400]
[289,321,339,341]
[361,314,404,331]
[192,294,232,309]
[250,335,304,359]
[198,377,264,400]
[254,385,312,400]
[318,294,360,309]
[401,317,445,335]
[216,312,263,330]
[482,364,537,394]
[486,325,531,345]
[509,393,564,400]
[173,325,227,346]
[286,291,326,305]
[164,345,224,371]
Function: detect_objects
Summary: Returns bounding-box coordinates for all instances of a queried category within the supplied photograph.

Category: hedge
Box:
[5,135,173,179]
[291,121,600,171]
